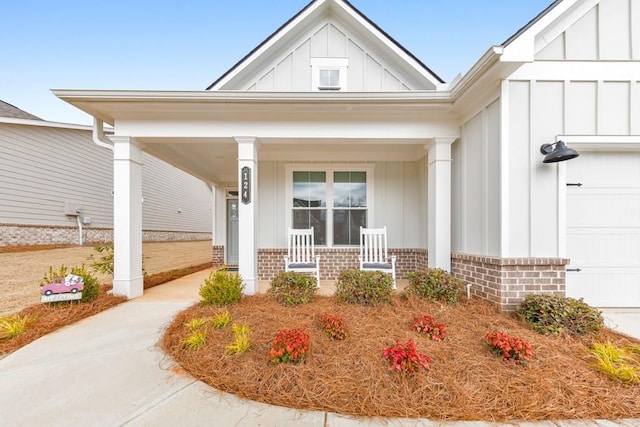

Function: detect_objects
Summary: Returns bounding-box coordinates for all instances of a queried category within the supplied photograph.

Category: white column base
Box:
[112,277,144,299]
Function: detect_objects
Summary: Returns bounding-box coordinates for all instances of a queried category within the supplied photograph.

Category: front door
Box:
[227,199,239,265]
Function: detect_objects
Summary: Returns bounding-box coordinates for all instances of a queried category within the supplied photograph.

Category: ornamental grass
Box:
[162,294,640,422]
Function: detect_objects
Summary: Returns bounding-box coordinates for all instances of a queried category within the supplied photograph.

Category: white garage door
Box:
[566,152,640,308]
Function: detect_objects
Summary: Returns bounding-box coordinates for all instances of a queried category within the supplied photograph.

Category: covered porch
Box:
[54,90,459,299]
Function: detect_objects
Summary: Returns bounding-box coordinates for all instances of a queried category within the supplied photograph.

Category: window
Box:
[289,166,372,246]
[318,69,341,91]
[292,171,327,245]
[311,58,348,91]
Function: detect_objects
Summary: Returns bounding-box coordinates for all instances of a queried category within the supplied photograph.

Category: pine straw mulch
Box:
[0,286,126,359]
[144,262,212,289]
[162,294,640,423]
[1,263,213,359]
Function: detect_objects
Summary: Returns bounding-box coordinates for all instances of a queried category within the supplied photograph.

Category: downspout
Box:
[93,118,114,151]
[87,118,113,246]
[76,215,83,246]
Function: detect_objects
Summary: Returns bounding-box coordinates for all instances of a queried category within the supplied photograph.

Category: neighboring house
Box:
[54,0,640,310]
[0,100,213,246]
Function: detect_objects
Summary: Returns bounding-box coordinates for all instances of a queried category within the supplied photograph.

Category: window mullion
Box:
[327,171,334,247]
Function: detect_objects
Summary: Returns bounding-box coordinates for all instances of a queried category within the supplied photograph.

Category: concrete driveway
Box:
[0,271,638,427]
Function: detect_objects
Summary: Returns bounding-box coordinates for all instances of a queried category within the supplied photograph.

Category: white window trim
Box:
[311,58,349,92]
[285,163,374,247]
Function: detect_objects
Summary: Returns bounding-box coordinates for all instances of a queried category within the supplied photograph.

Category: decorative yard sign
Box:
[40,274,84,303]
[241,166,251,204]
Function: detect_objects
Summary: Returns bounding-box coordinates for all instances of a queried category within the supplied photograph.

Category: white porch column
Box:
[210,183,217,249]
[236,137,259,294]
[427,137,456,271]
[112,136,144,298]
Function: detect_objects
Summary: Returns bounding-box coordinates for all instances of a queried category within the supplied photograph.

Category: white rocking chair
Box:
[284,227,321,287]
[359,226,397,289]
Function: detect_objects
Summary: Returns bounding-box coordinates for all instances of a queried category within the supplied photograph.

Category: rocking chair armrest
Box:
[284,255,290,265]
[315,255,320,264]
[389,255,397,265]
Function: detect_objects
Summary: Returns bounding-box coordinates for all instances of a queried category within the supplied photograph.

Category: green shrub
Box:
[516,294,603,336]
[405,268,463,304]
[199,268,244,306]
[40,265,69,286]
[268,272,317,306]
[90,245,114,275]
[71,264,100,303]
[335,269,394,306]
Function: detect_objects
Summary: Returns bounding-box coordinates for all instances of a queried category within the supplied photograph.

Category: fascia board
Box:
[0,117,93,131]
[501,0,596,62]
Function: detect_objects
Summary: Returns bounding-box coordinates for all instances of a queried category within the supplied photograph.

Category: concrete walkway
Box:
[0,270,639,427]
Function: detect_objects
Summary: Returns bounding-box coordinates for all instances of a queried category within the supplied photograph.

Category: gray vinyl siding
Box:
[0,122,211,232]
[141,154,212,232]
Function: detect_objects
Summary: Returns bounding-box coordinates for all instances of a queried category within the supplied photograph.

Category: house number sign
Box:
[241,166,251,204]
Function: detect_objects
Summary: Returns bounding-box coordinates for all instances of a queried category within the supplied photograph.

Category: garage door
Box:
[566,152,640,307]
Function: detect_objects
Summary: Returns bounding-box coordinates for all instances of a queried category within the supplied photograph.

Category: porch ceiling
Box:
[139,137,430,184]
[54,90,460,184]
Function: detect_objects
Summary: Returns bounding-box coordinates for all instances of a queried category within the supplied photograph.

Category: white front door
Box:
[227,199,239,265]
[566,152,640,307]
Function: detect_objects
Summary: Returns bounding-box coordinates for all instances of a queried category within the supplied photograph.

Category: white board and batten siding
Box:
[223,20,433,92]
[0,122,212,234]
[451,100,502,257]
[503,0,640,306]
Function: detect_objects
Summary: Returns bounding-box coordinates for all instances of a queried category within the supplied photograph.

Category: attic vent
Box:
[311,58,348,92]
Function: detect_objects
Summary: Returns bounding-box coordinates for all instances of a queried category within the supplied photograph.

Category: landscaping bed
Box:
[162,294,640,422]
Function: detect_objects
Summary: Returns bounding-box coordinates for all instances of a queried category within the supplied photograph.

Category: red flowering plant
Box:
[269,327,310,364]
[412,314,446,341]
[382,339,431,374]
[485,331,534,366]
[319,314,347,340]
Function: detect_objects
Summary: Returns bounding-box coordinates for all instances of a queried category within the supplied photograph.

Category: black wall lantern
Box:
[540,140,579,163]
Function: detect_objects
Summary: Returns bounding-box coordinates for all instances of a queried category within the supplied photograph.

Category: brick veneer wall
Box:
[451,253,569,312]
[212,245,224,266]
[0,223,211,246]
[257,248,428,281]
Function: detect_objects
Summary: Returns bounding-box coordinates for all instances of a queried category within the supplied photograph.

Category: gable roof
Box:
[501,0,562,47]
[0,100,42,120]
[207,0,444,90]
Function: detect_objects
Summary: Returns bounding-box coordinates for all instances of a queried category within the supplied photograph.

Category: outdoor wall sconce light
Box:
[540,140,579,163]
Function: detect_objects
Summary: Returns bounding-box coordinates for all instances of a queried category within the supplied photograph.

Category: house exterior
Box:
[0,101,213,246]
[54,0,640,310]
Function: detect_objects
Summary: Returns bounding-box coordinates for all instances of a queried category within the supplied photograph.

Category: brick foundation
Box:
[451,253,568,312]
[212,245,224,266]
[257,248,428,281]
[0,223,211,247]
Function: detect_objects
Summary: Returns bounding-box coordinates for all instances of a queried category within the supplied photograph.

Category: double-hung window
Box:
[289,165,372,246]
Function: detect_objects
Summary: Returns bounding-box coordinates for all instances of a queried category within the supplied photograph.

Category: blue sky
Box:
[2,0,553,125]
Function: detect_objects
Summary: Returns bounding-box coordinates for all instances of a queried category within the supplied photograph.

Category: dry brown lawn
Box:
[0,241,212,317]
[163,294,640,423]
